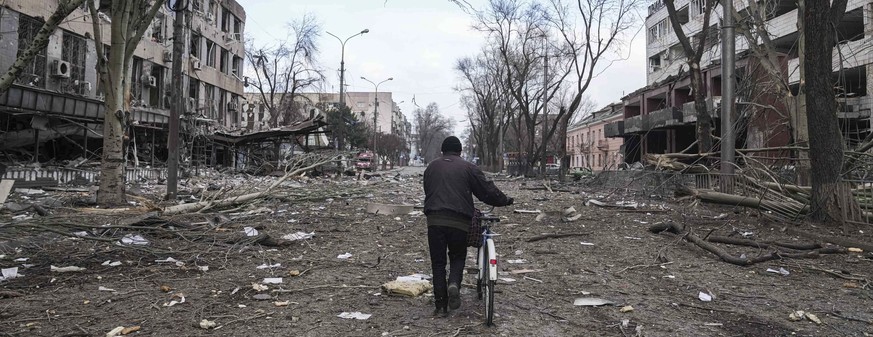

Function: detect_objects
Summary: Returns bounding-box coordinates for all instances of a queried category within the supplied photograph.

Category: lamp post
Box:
[361,76,393,155]
[326,29,369,106]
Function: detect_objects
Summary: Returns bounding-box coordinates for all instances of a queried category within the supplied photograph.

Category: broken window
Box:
[192,0,201,12]
[131,57,143,102]
[231,55,242,77]
[221,8,231,32]
[205,84,215,118]
[233,18,242,40]
[190,33,201,58]
[206,39,216,67]
[690,0,705,17]
[220,48,229,74]
[149,65,166,108]
[16,14,47,88]
[188,77,200,112]
[62,32,86,83]
[219,88,227,123]
[151,13,165,42]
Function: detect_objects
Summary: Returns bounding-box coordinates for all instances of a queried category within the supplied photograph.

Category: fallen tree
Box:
[648,221,848,266]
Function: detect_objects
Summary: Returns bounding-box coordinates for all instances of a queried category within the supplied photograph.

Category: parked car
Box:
[355,151,378,172]
[546,163,560,175]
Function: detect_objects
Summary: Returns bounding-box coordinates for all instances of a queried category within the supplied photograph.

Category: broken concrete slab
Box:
[0,180,13,204]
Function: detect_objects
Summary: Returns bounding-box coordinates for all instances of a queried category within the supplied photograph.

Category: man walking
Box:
[423,136,513,317]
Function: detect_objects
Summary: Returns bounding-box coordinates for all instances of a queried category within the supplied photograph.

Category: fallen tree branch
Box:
[162,155,337,215]
[526,232,591,242]
[648,222,829,266]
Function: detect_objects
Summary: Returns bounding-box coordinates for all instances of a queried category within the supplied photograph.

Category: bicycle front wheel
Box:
[483,246,495,326]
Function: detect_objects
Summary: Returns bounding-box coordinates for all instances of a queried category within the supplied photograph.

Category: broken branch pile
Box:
[647,221,850,266]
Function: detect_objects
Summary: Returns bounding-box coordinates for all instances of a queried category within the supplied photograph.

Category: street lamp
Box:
[326,29,369,106]
[360,76,393,155]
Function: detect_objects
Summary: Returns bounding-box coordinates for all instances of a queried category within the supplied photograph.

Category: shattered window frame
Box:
[16,13,47,88]
[62,31,87,84]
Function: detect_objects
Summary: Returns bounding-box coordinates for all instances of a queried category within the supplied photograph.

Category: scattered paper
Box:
[198,265,209,272]
[0,267,23,281]
[51,265,86,273]
[120,234,149,245]
[102,260,122,267]
[619,305,634,313]
[155,257,185,267]
[510,269,544,274]
[535,213,546,222]
[507,259,527,264]
[395,274,431,282]
[698,291,713,302]
[243,227,259,237]
[256,263,281,269]
[14,258,28,262]
[121,326,140,335]
[199,319,217,329]
[98,286,117,292]
[72,231,90,237]
[573,297,615,306]
[766,267,790,276]
[806,313,822,325]
[282,232,315,241]
[580,242,595,246]
[337,253,353,259]
[262,278,283,284]
[252,283,268,291]
[338,311,372,320]
[163,294,186,307]
[513,209,542,214]
[848,247,863,253]
[274,301,291,307]
[499,277,517,283]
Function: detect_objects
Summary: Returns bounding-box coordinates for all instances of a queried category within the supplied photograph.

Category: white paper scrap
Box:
[256,263,282,269]
[282,232,315,241]
[337,253,353,259]
[338,311,372,320]
[120,234,149,245]
[243,227,259,237]
[698,291,713,302]
[262,278,283,284]
[766,267,790,276]
[0,267,22,281]
[50,265,86,272]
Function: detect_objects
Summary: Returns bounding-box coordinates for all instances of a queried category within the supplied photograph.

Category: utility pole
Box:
[327,29,369,106]
[720,0,736,187]
[541,40,549,176]
[166,1,186,200]
[360,76,393,155]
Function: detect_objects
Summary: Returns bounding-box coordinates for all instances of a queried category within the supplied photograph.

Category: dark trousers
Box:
[427,225,468,303]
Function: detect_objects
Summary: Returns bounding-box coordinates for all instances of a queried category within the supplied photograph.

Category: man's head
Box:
[441,136,462,154]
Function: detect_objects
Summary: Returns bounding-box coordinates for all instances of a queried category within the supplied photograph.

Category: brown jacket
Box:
[423,154,512,229]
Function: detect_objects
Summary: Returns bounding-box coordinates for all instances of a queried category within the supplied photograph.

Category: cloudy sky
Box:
[237,0,648,133]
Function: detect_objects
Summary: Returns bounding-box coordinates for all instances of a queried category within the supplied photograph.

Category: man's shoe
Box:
[433,298,448,317]
[447,284,461,310]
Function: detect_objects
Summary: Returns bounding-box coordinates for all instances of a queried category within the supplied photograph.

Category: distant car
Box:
[546,163,560,175]
[355,151,378,172]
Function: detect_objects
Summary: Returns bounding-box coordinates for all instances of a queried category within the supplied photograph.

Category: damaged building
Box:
[0,0,249,183]
[604,0,873,164]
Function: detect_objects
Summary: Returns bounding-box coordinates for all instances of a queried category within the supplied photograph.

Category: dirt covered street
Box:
[1,168,872,337]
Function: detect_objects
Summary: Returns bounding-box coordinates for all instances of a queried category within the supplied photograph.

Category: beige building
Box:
[567,103,624,171]
[0,0,247,165]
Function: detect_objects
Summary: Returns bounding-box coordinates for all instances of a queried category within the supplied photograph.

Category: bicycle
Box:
[474,207,501,326]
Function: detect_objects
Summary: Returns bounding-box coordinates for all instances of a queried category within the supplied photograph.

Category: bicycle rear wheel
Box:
[483,244,495,326]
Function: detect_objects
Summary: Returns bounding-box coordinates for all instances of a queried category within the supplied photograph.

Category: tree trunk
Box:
[97,4,130,206]
[803,0,858,225]
[691,63,713,153]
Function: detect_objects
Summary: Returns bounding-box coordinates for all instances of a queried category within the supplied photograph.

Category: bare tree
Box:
[455,51,515,172]
[802,0,858,226]
[246,13,323,128]
[475,0,640,176]
[88,1,162,205]
[663,0,717,154]
[414,102,454,162]
[0,0,88,94]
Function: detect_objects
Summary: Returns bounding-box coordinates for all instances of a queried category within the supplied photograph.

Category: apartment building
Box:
[0,0,246,166]
[567,103,624,171]
[606,0,872,163]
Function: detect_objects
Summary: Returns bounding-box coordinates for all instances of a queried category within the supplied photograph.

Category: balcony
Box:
[648,107,683,129]
[604,121,624,137]
[837,96,873,119]
[624,114,649,134]
[597,139,608,150]
[682,97,721,123]
[0,84,105,121]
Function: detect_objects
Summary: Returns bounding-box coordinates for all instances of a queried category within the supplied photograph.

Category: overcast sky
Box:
[237,0,648,133]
